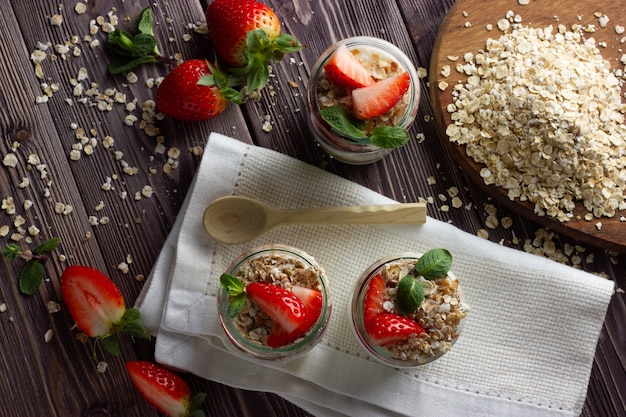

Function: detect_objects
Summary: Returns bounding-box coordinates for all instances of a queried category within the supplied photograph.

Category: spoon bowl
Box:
[203,196,427,244]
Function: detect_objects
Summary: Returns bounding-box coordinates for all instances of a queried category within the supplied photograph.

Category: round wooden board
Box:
[430,0,626,253]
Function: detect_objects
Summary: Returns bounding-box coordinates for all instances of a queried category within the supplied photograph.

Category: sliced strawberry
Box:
[323,44,376,90]
[246,282,307,334]
[126,361,206,417]
[61,265,149,356]
[61,265,127,338]
[365,313,425,346]
[352,71,410,120]
[266,286,323,348]
[363,273,386,323]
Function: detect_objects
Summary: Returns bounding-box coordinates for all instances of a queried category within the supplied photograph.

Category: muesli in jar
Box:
[218,244,331,361]
[306,36,420,164]
[351,248,468,367]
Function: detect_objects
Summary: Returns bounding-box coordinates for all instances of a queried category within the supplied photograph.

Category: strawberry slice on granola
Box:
[323,44,376,90]
[352,71,410,120]
[365,312,425,346]
[266,286,323,348]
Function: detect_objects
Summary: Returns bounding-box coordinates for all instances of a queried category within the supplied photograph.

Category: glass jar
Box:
[350,253,467,367]
[306,36,420,164]
[217,244,332,361]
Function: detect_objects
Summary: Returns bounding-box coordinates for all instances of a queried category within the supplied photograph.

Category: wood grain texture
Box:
[0,0,623,416]
[430,0,626,253]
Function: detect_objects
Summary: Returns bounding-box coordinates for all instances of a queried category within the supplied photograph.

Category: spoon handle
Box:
[274,203,427,226]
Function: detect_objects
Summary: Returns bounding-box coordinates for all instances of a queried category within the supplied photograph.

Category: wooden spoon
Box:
[202,196,427,244]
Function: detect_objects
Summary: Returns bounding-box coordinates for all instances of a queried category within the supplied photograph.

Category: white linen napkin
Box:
[136,132,615,417]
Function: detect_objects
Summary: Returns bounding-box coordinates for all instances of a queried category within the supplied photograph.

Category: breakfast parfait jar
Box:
[306,36,420,164]
[217,244,332,361]
[350,249,468,367]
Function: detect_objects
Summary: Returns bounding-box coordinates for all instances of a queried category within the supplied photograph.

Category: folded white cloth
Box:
[136,132,615,417]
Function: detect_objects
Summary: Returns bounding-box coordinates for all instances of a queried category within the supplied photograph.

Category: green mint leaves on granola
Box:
[107,6,172,74]
[220,273,246,318]
[395,248,453,315]
[2,237,61,295]
[320,106,410,149]
[396,275,425,315]
[416,248,452,281]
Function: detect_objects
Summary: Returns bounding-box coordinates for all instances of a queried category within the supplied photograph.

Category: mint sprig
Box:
[220,273,246,317]
[320,106,410,149]
[395,248,453,314]
[107,7,172,74]
[2,237,60,295]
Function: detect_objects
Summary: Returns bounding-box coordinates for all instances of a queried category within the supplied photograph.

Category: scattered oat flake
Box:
[44,329,54,343]
[97,361,108,373]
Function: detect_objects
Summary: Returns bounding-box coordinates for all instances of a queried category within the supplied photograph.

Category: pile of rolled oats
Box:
[445,24,626,222]
[378,259,467,363]
[229,253,322,345]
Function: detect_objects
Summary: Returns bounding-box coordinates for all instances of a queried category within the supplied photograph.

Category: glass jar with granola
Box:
[218,244,332,361]
[350,249,468,367]
[306,36,420,164]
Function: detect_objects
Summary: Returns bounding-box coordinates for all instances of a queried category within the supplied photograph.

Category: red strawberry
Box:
[352,71,411,120]
[126,361,206,417]
[155,59,241,121]
[246,282,307,334]
[266,286,323,348]
[365,313,425,346]
[205,0,302,91]
[363,273,386,323]
[323,44,375,90]
[61,265,150,355]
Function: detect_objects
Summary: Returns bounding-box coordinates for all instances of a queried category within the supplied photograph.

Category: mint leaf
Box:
[227,293,246,318]
[2,243,20,261]
[416,248,453,280]
[370,126,410,148]
[19,260,44,295]
[320,106,368,141]
[220,273,244,296]
[396,274,425,315]
[33,237,60,255]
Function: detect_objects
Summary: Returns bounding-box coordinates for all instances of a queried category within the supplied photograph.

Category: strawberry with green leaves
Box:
[61,265,150,358]
[126,361,206,417]
[205,0,302,92]
[155,59,243,121]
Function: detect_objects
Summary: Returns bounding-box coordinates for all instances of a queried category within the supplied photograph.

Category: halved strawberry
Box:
[246,282,307,334]
[363,274,386,323]
[323,44,375,90]
[365,313,425,346]
[126,361,206,417]
[266,286,323,348]
[61,265,149,356]
[352,71,410,120]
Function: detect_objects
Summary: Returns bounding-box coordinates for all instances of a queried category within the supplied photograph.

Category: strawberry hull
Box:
[306,36,420,164]
[217,244,332,361]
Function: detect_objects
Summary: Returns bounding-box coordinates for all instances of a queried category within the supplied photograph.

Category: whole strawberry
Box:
[155,59,242,121]
[205,0,302,91]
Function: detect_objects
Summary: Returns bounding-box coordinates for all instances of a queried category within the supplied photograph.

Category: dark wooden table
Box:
[0,1,623,416]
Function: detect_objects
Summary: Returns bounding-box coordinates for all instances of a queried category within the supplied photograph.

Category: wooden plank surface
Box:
[0,0,623,416]
[430,0,626,253]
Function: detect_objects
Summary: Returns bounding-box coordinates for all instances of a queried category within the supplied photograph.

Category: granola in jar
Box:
[306,36,420,164]
[351,250,468,367]
[218,244,331,361]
